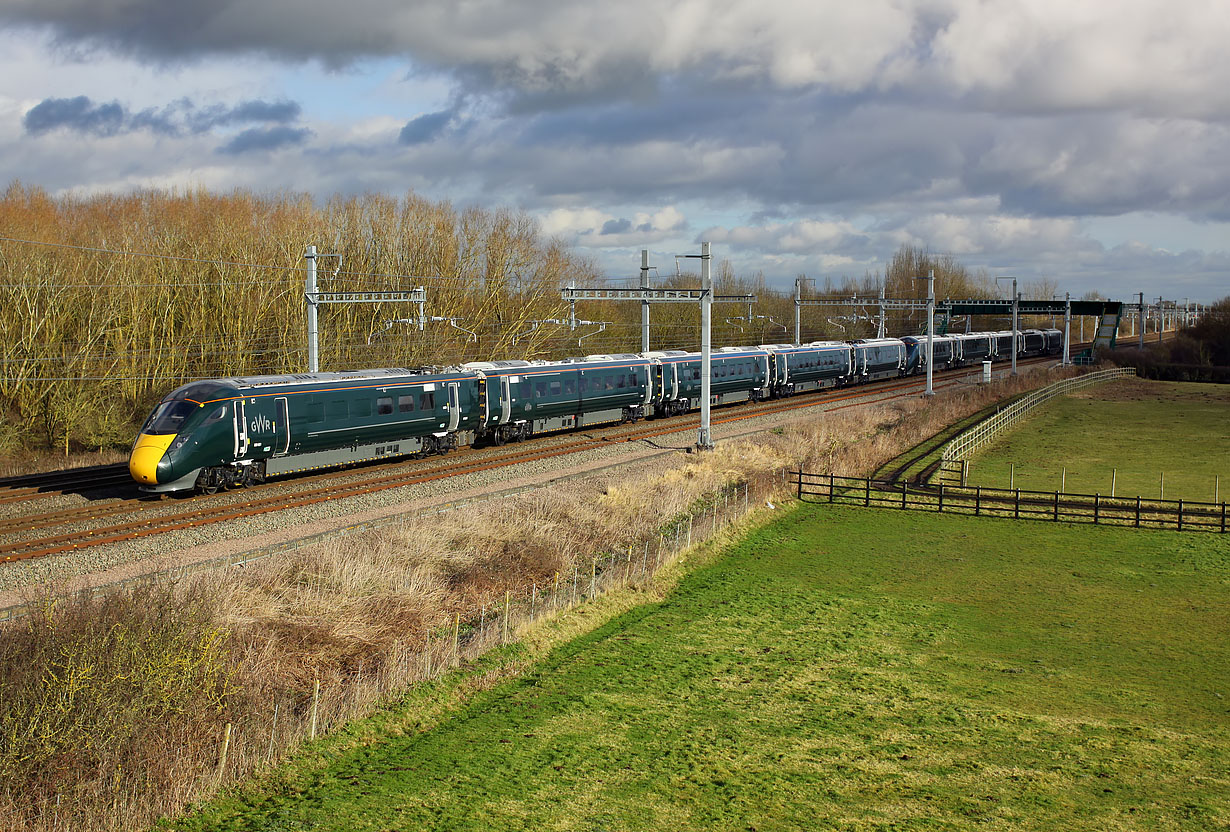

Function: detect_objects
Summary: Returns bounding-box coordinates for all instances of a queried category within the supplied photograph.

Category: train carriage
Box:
[1021,329,1046,356]
[462,355,653,445]
[901,335,959,375]
[1042,328,1064,354]
[130,368,480,493]
[952,332,993,364]
[852,338,906,380]
[990,331,1017,359]
[645,348,770,416]
[762,342,852,397]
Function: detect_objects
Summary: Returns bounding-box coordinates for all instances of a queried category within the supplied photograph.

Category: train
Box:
[129,328,1064,494]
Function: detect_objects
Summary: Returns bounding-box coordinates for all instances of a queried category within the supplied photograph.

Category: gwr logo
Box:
[249,413,273,434]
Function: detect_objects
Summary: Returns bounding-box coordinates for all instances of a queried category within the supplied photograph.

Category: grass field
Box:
[173,503,1230,832]
[965,379,1230,501]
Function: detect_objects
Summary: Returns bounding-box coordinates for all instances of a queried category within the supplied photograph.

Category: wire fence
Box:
[793,472,1228,533]
[935,367,1136,485]
[17,473,780,831]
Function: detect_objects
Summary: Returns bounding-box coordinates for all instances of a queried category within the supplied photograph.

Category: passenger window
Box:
[307,403,325,423]
[377,397,393,415]
[535,381,547,398]
[352,399,372,418]
[550,380,562,395]
[605,376,615,390]
[327,400,348,420]
[617,375,626,389]
[564,378,576,395]
[419,392,435,411]
[398,395,414,413]
[693,369,701,380]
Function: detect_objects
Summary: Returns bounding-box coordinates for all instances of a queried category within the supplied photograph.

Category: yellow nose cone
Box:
[129,433,175,484]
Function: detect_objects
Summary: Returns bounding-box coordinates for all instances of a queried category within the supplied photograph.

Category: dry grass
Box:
[0,366,1073,831]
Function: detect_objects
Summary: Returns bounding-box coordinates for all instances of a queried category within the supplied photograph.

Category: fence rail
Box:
[793,472,1227,533]
[936,367,1136,485]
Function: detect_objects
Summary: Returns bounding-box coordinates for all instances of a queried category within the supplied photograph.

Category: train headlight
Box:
[169,434,189,453]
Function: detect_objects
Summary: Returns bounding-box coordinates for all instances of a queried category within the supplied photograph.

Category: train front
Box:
[130,383,235,492]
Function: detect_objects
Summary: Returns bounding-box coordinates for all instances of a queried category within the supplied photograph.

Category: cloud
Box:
[3,1,1229,119]
[398,109,451,144]
[23,95,302,137]
[540,205,687,247]
[23,95,125,135]
[217,125,312,154]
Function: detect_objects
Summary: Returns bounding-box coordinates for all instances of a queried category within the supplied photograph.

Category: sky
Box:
[0,0,1227,303]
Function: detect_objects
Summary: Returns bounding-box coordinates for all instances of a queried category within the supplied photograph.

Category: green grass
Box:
[966,380,1230,501]
[173,504,1230,832]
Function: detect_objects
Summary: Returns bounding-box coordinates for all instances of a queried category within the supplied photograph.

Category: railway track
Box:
[0,354,1059,564]
[0,463,131,505]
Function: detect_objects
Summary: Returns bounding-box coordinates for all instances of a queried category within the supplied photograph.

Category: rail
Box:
[791,472,1226,533]
[936,367,1136,485]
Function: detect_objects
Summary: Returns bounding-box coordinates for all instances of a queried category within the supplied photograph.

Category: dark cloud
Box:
[398,110,452,145]
[600,218,632,235]
[23,96,125,135]
[23,95,303,138]
[217,125,313,154]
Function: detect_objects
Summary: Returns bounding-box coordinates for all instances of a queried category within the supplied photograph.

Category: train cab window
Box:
[377,397,394,415]
[307,403,325,423]
[535,381,548,398]
[327,400,348,420]
[564,378,577,395]
[398,395,415,413]
[419,391,435,411]
[203,404,228,424]
[142,400,198,434]
[353,399,372,418]
[550,380,562,395]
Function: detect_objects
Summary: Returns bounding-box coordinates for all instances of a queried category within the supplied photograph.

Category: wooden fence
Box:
[936,367,1137,486]
[793,471,1228,533]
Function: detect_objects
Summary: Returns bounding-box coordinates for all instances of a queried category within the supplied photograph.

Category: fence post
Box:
[938,484,944,513]
[1015,488,1020,519]
[502,590,510,644]
[1136,496,1141,528]
[267,703,280,762]
[310,679,320,740]
[975,486,980,516]
[1178,499,1183,532]
[1094,494,1100,524]
[1054,490,1059,521]
[1222,502,1226,533]
[796,471,802,500]
[828,473,834,502]
[217,722,233,781]
[865,477,870,507]
[901,482,907,509]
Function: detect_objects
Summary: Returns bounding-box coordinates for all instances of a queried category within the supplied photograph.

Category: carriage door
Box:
[446,383,461,431]
[233,400,248,458]
[273,397,290,456]
[499,376,512,424]
[670,363,679,399]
